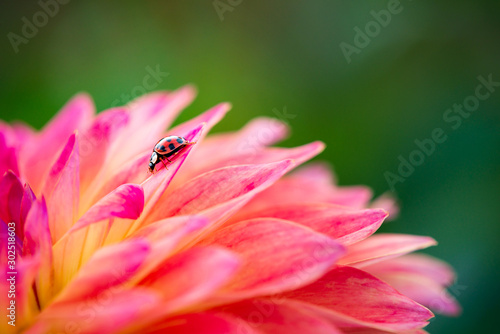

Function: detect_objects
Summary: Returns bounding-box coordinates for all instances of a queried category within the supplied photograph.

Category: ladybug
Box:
[148,135,191,173]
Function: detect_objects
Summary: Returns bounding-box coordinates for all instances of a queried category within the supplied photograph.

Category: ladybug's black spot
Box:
[159,145,166,152]
[167,138,172,142]
[176,138,184,143]
[168,143,175,150]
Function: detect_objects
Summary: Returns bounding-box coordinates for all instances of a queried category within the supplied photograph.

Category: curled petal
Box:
[69,184,144,233]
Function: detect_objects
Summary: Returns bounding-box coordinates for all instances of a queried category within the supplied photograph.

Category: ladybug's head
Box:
[148,152,158,173]
[148,162,155,173]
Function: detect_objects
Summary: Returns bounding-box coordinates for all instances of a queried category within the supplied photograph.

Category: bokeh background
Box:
[1,1,499,332]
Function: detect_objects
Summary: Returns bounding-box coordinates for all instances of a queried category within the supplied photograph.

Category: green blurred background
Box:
[1,1,499,332]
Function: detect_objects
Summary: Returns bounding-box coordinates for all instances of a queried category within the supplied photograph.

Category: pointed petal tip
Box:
[175,84,198,101]
[302,140,326,158]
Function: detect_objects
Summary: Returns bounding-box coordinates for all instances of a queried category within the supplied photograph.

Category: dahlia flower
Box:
[0,86,459,333]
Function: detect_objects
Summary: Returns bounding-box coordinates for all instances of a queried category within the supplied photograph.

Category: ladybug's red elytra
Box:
[148,135,191,173]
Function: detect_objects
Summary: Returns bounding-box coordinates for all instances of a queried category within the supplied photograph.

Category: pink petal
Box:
[21,93,94,193]
[290,162,336,184]
[365,253,456,286]
[229,204,388,246]
[52,184,144,292]
[106,86,196,172]
[130,216,209,281]
[113,125,204,239]
[200,218,345,299]
[177,116,289,180]
[22,198,53,307]
[180,141,325,184]
[142,312,260,334]
[281,266,433,332]
[69,184,144,233]
[0,132,19,176]
[370,193,399,220]
[241,177,373,216]
[87,115,208,208]
[222,299,343,334]
[339,234,437,267]
[41,133,80,243]
[79,108,130,193]
[28,289,159,334]
[364,254,461,316]
[179,116,289,177]
[53,239,150,303]
[131,215,208,244]
[144,160,295,227]
[138,246,240,314]
[19,184,36,241]
[168,102,231,137]
[0,171,24,240]
[341,328,429,334]
[87,151,150,206]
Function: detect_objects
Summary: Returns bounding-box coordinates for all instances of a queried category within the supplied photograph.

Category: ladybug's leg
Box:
[160,159,169,170]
